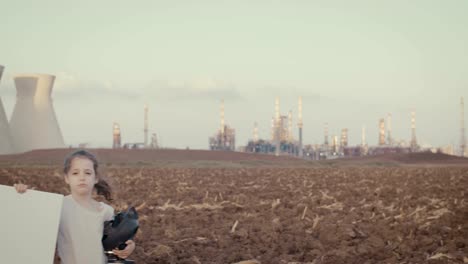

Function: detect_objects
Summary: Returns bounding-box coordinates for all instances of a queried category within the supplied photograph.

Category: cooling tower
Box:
[9,74,65,153]
[0,65,14,154]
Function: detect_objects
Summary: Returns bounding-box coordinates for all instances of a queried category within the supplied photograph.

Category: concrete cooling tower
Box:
[0,65,14,154]
[9,74,65,153]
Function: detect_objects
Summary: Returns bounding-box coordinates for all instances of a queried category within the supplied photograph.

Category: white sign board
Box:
[0,184,63,264]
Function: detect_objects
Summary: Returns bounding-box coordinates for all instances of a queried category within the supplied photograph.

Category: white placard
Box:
[0,184,63,264]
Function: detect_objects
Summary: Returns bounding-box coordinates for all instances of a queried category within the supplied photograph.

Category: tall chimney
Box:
[220,99,225,135]
[461,97,466,157]
[298,96,303,157]
[340,128,348,148]
[288,110,293,142]
[361,125,366,147]
[275,97,280,156]
[387,113,392,146]
[253,121,259,142]
[113,122,121,149]
[144,104,148,148]
[151,132,159,149]
[410,110,417,150]
[324,122,329,146]
[220,99,226,148]
[271,117,275,141]
[379,118,386,146]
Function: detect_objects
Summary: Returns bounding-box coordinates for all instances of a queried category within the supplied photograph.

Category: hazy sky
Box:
[0,0,467,150]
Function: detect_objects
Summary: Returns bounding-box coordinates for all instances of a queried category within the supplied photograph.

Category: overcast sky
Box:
[0,0,467,149]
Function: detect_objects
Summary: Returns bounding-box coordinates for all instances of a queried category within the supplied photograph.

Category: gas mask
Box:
[102,207,139,251]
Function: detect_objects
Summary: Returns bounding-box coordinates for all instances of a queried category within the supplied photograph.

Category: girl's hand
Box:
[13,183,31,194]
[112,240,135,259]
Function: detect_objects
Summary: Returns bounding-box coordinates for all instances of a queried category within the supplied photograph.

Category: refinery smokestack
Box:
[378,118,386,146]
[271,117,275,141]
[253,121,259,142]
[332,135,338,153]
[361,125,368,155]
[275,97,280,156]
[298,96,303,157]
[0,65,14,154]
[324,122,329,146]
[151,133,159,149]
[461,97,466,157]
[288,110,293,142]
[340,128,348,148]
[113,122,121,149]
[361,125,366,146]
[9,74,65,153]
[410,110,418,150]
[387,113,392,146]
[220,99,225,134]
[220,99,225,147]
[144,104,148,147]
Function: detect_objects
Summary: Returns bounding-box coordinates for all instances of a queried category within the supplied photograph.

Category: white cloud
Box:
[2,72,244,105]
[145,76,243,102]
[49,72,140,101]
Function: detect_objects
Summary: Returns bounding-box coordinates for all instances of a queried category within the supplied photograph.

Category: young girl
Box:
[14,149,136,264]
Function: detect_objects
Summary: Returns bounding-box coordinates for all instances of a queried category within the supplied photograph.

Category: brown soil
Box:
[1,164,467,263]
[330,152,468,167]
[1,149,467,168]
[0,149,303,165]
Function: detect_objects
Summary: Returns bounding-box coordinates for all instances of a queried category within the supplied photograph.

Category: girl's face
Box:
[64,157,98,196]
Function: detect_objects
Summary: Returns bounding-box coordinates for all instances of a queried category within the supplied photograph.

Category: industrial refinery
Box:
[238,96,467,160]
[209,99,236,151]
[0,63,466,159]
[113,104,159,150]
[243,96,303,156]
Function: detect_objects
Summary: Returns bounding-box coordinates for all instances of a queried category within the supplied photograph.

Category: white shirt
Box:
[57,195,114,264]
